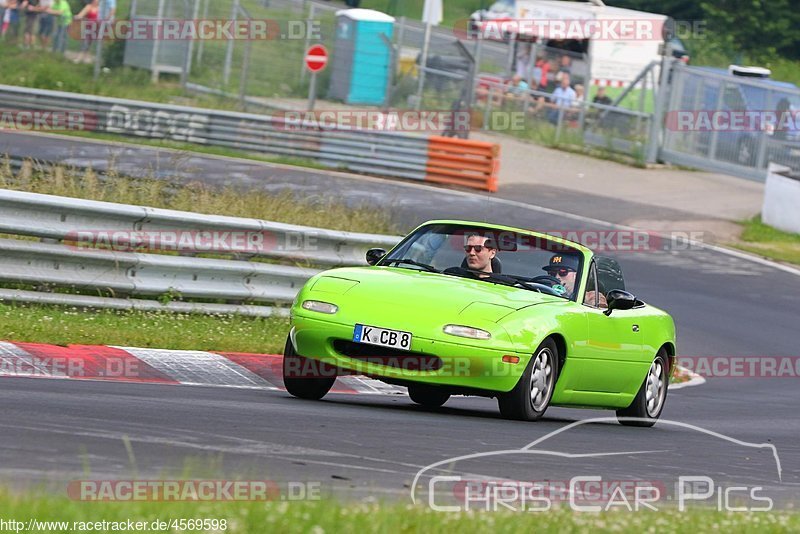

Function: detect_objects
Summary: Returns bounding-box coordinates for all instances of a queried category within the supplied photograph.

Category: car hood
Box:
[307,266,561,325]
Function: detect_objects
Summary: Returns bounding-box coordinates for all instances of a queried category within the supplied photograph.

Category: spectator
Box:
[555,54,571,82]
[547,72,576,124]
[74,0,99,63]
[505,74,531,107]
[532,53,550,90]
[99,0,114,21]
[2,0,21,42]
[773,98,791,142]
[507,74,529,95]
[22,0,41,49]
[593,86,612,106]
[574,84,585,103]
[38,0,52,48]
[49,0,70,53]
[1,1,10,38]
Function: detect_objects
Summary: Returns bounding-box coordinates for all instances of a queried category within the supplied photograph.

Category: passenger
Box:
[542,254,579,297]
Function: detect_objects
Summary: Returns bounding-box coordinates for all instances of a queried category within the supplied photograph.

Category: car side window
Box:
[595,256,625,299]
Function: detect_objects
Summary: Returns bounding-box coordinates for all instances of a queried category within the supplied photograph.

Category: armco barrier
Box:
[0,188,402,316]
[0,189,400,266]
[425,136,500,192]
[0,84,500,192]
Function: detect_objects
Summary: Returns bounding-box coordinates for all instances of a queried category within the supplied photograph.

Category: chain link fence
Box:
[661,64,800,179]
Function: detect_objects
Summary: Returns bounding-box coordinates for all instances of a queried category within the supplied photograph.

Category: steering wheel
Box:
[528,275,561,287]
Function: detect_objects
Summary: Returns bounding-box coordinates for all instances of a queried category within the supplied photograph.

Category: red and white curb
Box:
[0,341,704,393]
[0,341,406,395]
[669,365,706,390]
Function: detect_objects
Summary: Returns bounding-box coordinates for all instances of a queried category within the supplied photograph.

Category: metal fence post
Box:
[755,88,773,170]
[93,0,106,82]
[396,15,405,55]
[148,0,166,83]
[196,0,209,66]
[181,0,201,88]
[645,52,673,164]
[380,33,396,109]
[222,0,240,86]
[555,107,564,144]
[239,38,253,109]
[300,3,316,83]
[474,33,484,84]
[415,21,432,111]
[483,87,495,130]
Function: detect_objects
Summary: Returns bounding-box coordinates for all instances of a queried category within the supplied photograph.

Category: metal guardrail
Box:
[0,84,431,181]
[0,188,400,266]
[0,188,402,316]
[0,84,501,190]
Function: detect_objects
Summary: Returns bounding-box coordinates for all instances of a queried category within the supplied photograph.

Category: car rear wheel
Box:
[408,384,450,408]
[282,336,336,400]
[497,338,559,421]
[616,350,668,427]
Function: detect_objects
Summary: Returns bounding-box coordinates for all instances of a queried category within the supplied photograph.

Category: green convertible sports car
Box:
[284,220,676,426]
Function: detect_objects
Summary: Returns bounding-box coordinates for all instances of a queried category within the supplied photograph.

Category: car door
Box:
[574,258,644,394]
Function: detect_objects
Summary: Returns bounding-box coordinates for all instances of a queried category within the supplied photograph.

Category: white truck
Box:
[510,0,686,91]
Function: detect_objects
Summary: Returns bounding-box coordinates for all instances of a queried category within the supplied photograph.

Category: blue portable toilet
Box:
[328,9,395,106]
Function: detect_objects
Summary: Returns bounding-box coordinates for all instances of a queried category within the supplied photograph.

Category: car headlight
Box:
[443,324,491,340]
[301,300,339,314]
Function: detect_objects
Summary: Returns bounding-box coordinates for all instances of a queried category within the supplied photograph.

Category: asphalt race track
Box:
[1,132,799,507]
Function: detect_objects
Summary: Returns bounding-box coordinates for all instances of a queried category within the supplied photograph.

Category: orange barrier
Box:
[425,136,500,193]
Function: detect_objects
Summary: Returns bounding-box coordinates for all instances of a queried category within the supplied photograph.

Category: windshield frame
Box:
[377,222,588,302]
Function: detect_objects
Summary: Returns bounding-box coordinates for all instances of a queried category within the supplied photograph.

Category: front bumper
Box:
[291,314,530,393]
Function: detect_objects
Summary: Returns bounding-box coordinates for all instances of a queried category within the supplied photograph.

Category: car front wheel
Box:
[616,350,669,427]
[497,338,559,421]
[408,384,450,408]
[282,336,336,400]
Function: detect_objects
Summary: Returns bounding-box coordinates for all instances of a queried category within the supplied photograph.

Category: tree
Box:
[609,0,799,60]
[701,0,799,60]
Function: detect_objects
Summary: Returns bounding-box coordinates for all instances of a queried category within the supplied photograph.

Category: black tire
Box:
[282,336,336,400]
[408,384,450,408]
[497,338,559,421]
[616,350,669,427]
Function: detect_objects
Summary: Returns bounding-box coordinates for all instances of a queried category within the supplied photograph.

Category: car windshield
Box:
[380,223,585,301]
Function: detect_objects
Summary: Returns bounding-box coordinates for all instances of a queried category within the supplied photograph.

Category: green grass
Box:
[0,48,179,102]
[0,302,290,353]
[732,216,800,265]
[0,158,396,234]
[1,487,799,533]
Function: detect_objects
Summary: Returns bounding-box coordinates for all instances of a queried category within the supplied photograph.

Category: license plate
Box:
[353,324,412,351]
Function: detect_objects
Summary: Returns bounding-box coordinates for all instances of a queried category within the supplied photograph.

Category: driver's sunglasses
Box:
[464,245,491,253]
[549,268,574,277]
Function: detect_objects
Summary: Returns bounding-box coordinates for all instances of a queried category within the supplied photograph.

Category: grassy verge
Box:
[0,302,290,353]
[0,158,396,234]
[731,216,800,266]
[1,488,798,533]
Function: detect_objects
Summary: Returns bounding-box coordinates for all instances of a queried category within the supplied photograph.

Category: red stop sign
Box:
[305,44,329,73]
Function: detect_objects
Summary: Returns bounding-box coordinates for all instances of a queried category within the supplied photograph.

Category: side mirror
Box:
[366,248,386,266]
[604,289,637,316]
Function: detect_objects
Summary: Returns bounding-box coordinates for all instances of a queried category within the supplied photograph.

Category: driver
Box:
[463,234,497,277]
